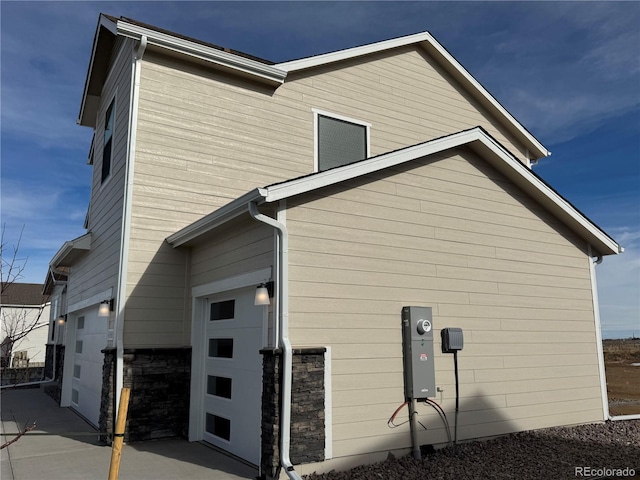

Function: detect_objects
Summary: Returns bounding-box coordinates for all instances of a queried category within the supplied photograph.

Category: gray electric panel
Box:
[401,306,436,400]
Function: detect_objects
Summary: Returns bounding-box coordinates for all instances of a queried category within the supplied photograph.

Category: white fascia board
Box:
[473,134,619,255]
[276,31,549,160]
[263,129,483,202]
[168,128,617,256]
[115,21,287,85]
[275,32,432,72]
[262,128,618,256]
[167,188,268,247]
[67,287,113,314]
[421,32,549,160]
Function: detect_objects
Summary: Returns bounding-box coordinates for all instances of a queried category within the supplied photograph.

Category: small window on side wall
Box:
[315,110,370,172]
[102,99,115,183]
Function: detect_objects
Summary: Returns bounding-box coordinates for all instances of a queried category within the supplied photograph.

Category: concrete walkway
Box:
[1,386,258,480]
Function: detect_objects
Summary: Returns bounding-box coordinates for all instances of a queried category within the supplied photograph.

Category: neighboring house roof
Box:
[1,283,50,307]
[78,15,548,160]
[167,127,620,257]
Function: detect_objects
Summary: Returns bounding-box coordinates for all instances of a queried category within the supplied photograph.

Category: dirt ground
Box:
[603,338,640,416]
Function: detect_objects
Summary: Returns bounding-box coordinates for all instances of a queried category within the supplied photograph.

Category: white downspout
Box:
[588,245,611,421]
[114,35,147,413]
[248,201,303,480]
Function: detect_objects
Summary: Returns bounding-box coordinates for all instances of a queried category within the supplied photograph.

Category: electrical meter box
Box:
[401,306,436,400]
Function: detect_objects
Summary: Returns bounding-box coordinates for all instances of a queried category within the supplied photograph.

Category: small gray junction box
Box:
[401,306,436,400]
[441,327,464,353]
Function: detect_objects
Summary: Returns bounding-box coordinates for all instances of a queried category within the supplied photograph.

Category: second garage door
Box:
[70,307,107,427]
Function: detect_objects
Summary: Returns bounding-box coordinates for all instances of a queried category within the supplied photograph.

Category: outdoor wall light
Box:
[98,299,114,317]
[254,282,274,306]
[57,315,66,325]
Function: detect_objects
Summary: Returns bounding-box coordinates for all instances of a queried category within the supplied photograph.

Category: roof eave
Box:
[50,233,92,269]
[275,31,432,71]
[78,14,118,127]
[43,268,68,296]
[418,33,549,160]
[167,128,616,256]
[115,20,287,86]
[78,15,287,128]
[264,128,617,256]
[463,133,618,256]
[166,189,267,247]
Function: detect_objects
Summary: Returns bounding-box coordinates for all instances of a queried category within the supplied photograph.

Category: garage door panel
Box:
[203,287,264,465]
[72,308,107,427]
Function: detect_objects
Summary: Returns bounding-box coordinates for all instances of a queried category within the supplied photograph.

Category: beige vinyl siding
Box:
[125,43,534,345]
[189,216,274,289]
[285,147,599,461]
[125,52,305,346]
[67,38,133,308]
[285,46,530,162]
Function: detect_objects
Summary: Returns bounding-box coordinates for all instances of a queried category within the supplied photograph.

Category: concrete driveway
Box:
[1,386,258,480]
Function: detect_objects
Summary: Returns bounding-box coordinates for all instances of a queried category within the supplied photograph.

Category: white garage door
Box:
[203,288,264,465]
[71,307,107,427]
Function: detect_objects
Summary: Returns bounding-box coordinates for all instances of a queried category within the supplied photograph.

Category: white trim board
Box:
[67,288,113,314]
[191,267,272,298]
[313,108,371,173]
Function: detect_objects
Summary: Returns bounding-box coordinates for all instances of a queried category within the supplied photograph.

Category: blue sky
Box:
[1,1,638,338]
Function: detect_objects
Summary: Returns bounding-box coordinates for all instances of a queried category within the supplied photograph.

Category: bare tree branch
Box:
[1,224,28,294]
[0,419,37,449]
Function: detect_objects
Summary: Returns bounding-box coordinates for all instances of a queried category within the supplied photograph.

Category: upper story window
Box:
[101,99,115,183]
[314,109,370,172]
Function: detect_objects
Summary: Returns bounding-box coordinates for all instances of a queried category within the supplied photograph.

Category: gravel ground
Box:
[305,420,640,480]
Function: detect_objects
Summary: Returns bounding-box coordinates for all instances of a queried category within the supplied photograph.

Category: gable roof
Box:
[79,15,548,160]
[275,32,549,160]
[1,283,49,307]
[167,127,619,257]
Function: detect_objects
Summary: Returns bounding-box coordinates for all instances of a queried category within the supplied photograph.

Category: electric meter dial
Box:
[417,319,432,335]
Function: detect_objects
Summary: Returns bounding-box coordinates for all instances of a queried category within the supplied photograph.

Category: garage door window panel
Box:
[209,338,233,358]
[210,300,235,321]
[207,375,232,399]
[206,413,231,441]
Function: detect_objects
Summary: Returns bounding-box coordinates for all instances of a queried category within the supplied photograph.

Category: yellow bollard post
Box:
[108,387,131,480]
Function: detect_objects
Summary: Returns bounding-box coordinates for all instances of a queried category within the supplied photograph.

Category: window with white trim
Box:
[315,110,370,172]
[102,99,115,183]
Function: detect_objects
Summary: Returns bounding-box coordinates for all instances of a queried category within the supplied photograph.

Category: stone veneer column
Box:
[261,347,326,478]
[99,347,191,443]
